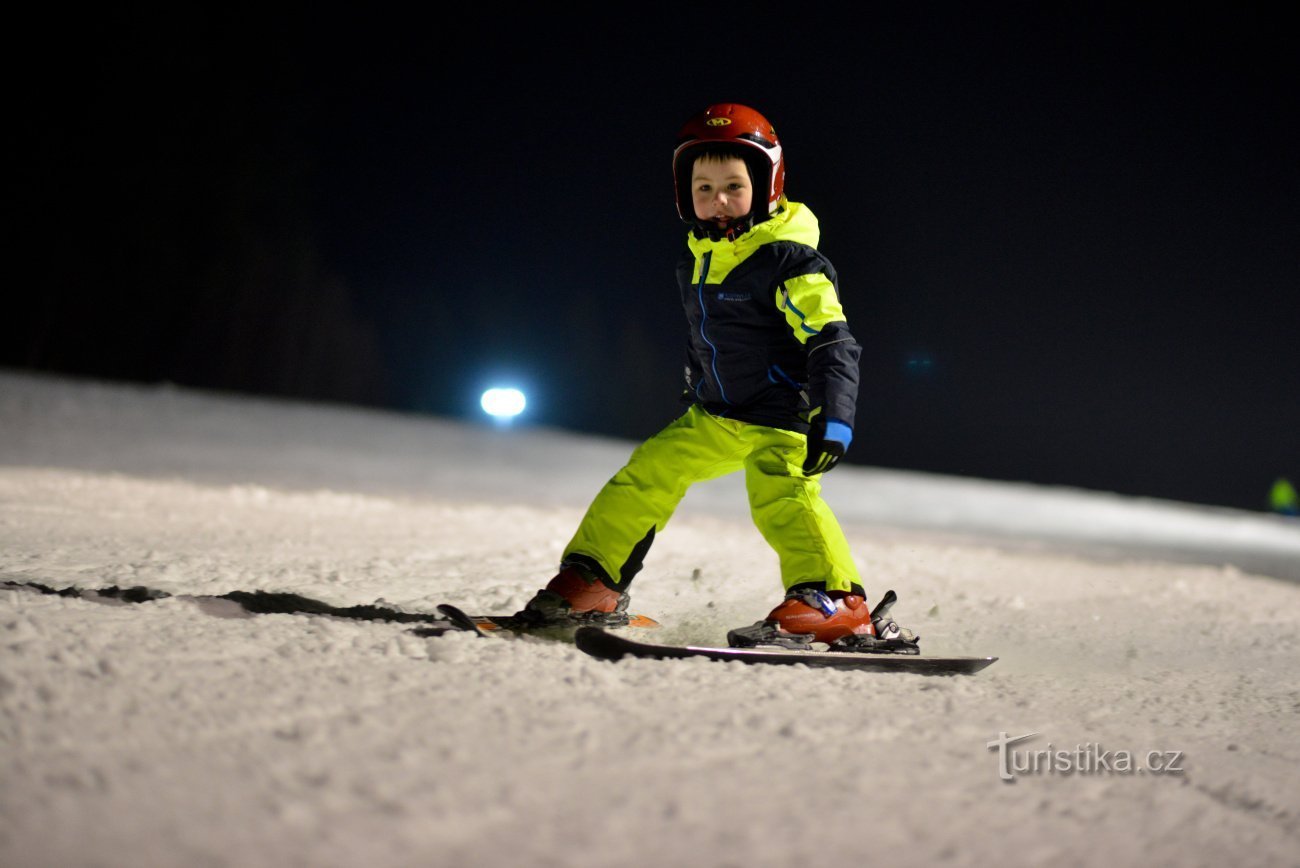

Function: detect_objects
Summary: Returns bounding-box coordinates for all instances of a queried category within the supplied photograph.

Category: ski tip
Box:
[435,603,486,636]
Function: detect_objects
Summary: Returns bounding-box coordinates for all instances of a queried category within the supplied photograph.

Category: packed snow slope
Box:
[2,370,1298,868]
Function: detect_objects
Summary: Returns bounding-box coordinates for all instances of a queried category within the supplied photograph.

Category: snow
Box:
[2,370,1298,867]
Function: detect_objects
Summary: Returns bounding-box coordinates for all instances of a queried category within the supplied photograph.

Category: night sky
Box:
[10,7,1297,512]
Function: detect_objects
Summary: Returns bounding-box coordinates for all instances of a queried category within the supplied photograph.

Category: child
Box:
[518,103,916,652]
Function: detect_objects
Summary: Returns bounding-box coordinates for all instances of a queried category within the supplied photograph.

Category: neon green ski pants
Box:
[562,404,862,592]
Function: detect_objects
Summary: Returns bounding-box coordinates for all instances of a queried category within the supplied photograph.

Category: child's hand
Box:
[803,418,852,475]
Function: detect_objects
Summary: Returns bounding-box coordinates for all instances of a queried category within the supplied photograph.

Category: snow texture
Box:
[2,370,1298,867]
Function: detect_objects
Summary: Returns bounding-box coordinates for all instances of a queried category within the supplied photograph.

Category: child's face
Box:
[691,156,754,230]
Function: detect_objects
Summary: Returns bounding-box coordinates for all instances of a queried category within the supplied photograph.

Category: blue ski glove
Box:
[802,417,853,475]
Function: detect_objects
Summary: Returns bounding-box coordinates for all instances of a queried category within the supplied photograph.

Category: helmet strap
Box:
[691,215,755,241]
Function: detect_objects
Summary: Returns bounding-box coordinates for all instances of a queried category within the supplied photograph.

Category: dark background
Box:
[8,6,1297,512]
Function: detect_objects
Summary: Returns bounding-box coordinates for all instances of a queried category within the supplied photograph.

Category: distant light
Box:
[481,388,526,419]
[904,352,935,376]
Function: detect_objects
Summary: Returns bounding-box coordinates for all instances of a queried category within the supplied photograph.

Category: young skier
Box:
[518,103,916,652]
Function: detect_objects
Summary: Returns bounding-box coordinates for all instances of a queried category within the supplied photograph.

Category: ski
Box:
[574,626,996,675]
[432,604,660,635]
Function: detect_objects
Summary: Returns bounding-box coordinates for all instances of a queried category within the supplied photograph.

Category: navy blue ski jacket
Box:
[675,200,861,434]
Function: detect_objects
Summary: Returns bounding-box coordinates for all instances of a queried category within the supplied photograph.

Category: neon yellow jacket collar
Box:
[687,198,820,259]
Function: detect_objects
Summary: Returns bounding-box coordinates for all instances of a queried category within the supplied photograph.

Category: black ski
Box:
[429,603,660,635]
[574,626,997,675]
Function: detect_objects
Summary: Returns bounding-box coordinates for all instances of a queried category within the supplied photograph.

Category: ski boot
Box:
[728,587,920,654]
[511,563,631,628]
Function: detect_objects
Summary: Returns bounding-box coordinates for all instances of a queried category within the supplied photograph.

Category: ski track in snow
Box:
[2,371,1298,868]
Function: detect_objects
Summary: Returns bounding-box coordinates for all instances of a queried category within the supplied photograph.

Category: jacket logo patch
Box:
[715,291,752,301]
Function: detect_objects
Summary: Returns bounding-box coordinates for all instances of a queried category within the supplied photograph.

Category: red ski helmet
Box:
[673,103,785,225]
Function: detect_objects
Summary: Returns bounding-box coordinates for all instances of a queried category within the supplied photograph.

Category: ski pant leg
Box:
[562,405,749,586]
[741,426,863,594]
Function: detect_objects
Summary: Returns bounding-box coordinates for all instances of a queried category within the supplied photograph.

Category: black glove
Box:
[802,417,853,475]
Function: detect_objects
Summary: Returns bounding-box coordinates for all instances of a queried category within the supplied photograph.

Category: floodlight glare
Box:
[481,388,526,419]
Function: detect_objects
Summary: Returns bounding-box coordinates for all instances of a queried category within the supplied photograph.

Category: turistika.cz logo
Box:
[987,732,1185,782]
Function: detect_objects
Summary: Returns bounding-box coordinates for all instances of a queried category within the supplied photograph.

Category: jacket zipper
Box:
[696,251,729,404]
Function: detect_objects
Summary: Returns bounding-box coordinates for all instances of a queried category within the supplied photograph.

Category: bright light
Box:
[480,388,526,419]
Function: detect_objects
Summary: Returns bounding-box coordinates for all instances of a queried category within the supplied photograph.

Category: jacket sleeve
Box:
[776,271,861,427]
